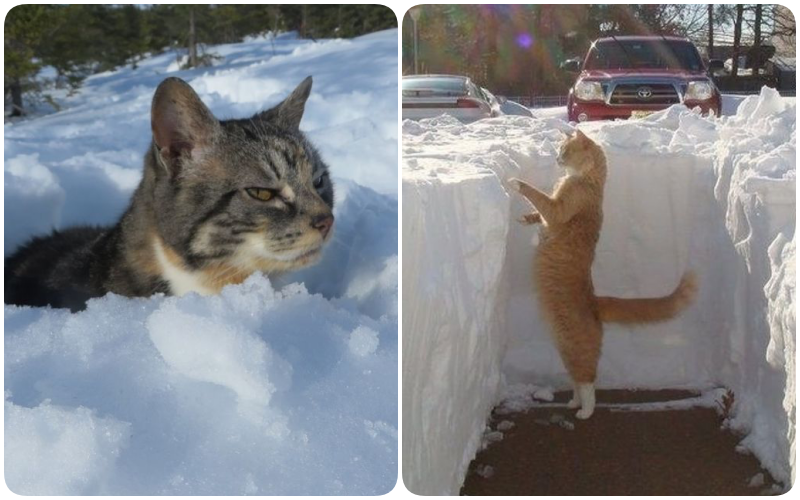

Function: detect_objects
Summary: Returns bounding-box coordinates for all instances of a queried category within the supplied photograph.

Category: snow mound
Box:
[5,273,397,495]
[5,30,397,495]
[403,88,795,492]
[5,401,130,495]
[349,326,380,357]
[147,287,293,413]
[3,154,65,254]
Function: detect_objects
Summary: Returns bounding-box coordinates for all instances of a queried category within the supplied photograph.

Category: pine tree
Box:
[118,5,149,69]
[5,5,55,116]
[37,5,95,86]
[5,4,398,116]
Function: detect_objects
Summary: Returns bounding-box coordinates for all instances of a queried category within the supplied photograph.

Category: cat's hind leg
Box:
[575,384,596,420]
[557,319,601,419]
[567,382,581,409]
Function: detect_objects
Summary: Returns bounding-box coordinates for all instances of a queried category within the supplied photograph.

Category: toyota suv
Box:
[564,36,723,121]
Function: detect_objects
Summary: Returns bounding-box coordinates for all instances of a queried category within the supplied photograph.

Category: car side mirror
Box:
[561,59,582,73]
[496,95,508,104]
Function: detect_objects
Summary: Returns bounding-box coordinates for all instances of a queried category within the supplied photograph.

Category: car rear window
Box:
[585,40,704,72]
[403,77,468,96]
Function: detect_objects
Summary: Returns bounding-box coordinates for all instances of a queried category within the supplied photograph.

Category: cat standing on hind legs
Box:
[508,129,697,420]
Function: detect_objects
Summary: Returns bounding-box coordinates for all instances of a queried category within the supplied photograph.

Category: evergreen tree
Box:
[5,5,56,115]
[5,4,397,115]
[37,5,96,85]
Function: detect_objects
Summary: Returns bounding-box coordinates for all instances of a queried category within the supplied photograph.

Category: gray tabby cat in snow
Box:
[5,76,335,312]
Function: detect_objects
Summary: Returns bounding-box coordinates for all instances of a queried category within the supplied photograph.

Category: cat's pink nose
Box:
[311,214,334,238]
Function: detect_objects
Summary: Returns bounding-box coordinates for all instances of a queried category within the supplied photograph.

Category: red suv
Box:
[565,36,722,121]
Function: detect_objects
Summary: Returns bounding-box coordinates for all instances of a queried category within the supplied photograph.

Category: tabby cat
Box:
[509,129,696,420]
[5,76,334,311]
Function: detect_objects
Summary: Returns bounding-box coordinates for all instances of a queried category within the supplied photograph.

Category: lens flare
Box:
[516,33,533,49]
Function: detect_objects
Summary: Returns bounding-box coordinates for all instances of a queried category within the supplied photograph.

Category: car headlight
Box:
[574,81,604,101]
[685,81,713,101]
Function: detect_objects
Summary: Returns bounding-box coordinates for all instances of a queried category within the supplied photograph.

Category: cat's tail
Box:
[595,272,698,324]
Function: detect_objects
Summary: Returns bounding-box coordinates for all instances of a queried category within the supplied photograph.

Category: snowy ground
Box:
[403,88,795,494]
[4,30,398,495]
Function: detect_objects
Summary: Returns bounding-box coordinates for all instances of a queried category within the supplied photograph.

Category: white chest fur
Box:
[153,238,215,296]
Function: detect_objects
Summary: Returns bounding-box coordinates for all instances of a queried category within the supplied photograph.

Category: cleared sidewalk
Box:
[461,389,781,495]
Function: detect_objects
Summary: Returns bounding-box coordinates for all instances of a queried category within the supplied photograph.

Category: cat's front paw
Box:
[575,407,594,420]
[507,177,527,193]
[518,213,542,225]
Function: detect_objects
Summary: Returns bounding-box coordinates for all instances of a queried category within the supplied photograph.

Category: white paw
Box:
[576,407,594,420]
[567,398,581,409]
[507,178,523,192]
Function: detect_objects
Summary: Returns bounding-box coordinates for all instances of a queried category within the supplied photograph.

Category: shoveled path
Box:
[461,390,780,496]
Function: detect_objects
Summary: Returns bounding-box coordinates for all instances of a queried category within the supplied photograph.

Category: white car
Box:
[481,87,533,117]
[402,75,497,122]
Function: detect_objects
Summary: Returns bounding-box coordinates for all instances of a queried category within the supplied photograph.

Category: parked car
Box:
[564,36,723,121]
[402,75,498,122]
[480,87,504,117]
[482,87,534,117]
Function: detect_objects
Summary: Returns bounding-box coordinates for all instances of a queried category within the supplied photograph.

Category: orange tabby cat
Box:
[509,129,697,420]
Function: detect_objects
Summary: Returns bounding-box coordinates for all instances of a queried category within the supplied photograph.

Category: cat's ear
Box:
[575,129,588,140]
[256,76,312,130]
[151,77,220,174]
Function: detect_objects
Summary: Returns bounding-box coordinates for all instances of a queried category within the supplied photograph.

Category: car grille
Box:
[609,84,680,105]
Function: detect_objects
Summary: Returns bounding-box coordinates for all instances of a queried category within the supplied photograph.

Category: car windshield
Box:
[584,40,704,72]
[402,77,468,96]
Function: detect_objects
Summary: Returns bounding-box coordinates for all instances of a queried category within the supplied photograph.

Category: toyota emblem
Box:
[637,86,653,99]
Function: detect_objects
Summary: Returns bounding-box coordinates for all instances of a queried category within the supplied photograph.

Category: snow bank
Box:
[5,30,397,495]
[710,88,796,485]
[402,88,795,493]
[3,154,65,253]
[5,401,130,495]
[528,93,765,123]
[402,129,512,494]
[5,275,397,495]
[764,235,796,484]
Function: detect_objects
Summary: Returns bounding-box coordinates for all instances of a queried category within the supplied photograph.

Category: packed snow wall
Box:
[402,89,795,493]
[709,90,796,484]
[402,120,511,494]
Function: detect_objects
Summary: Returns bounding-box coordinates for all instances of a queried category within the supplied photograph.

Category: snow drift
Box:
[402,89,795,494]
[4,30,398,495]
[402,133,511,494]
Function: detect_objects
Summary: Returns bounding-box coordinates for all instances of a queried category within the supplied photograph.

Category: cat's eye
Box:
[313,172,327,189]
[245,187,276,201]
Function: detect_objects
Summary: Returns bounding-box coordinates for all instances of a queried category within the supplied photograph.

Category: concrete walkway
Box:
[461,390,780,495]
